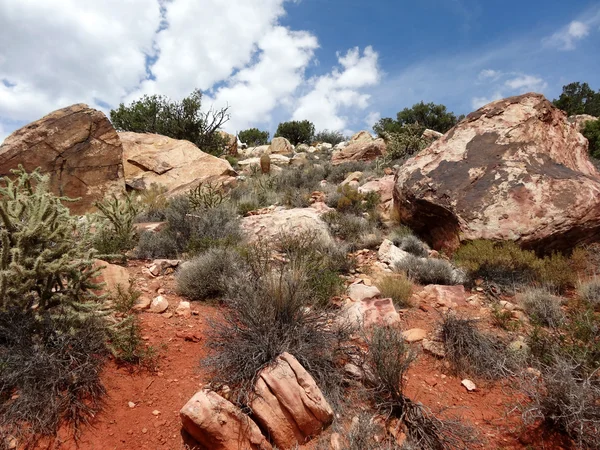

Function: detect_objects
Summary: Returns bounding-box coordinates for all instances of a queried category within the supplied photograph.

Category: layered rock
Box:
[250,353,333,449]
[181,390,272,450]
[331,137,386,165]
[394,93,600,252]
[120,132,237,196]
[0,104,125,213]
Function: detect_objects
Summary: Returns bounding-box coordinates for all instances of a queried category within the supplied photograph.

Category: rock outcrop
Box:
[568,114,598,132]
[394,93,600,252]
[331,136,386,165]
[269,137,294,155]
[0,104,125,213]
[250,353,333,449]
[120,132,237,196]
[181,390,272,450]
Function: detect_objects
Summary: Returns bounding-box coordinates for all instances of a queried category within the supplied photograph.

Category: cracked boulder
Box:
[394,93,600,253]
[120,131,237,196]
[0,104,125,213]
[250,353,333,449]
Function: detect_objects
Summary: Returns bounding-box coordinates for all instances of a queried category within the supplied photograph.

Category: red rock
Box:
[332,138,386,165]
[394,93,600,252]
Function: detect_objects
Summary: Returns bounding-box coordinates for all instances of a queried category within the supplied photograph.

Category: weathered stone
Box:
[181,390,272,450]
[149,295,169,313]
[317,142,333,152]
[461,379,477,392]
[92,260,131,297]
[269,137,294,155]
[347,283,381,302]
[422,339,445,358]
[420,285,467,308]
[331,138,386,165]
[341,171,363,186]
[0,104,125,213]
[342,297,400,328]
[378,239,410,266]
[402,328,428,343]
[394,93,600,252]
[175,301,192,318]
[358,175,395,203]
[350,130,374,142]
[250,353,333,449]
[568,114,598,132]
[120,132,237,196]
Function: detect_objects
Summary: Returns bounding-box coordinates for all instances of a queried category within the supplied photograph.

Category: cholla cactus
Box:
[260,153,271,174]
[188,180,226,210]
[0,166,102,312]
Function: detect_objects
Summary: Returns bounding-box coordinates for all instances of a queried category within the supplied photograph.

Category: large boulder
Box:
[331,137,386,165]
[0,104,125,214]
[181,390,272,450]
[269,137,294,155]
[120,132,237,196]
[241,207,333,244]
[250,353,333,449]
[394,93,600,252]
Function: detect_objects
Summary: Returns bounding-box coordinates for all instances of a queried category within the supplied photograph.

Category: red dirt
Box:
[33,261,572,450]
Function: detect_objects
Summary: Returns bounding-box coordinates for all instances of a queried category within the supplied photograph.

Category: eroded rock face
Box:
[181,390,272,450]
[120,132,237,196]
[250,353,333,449]
[568,114,598,132]
[331,138,386,165]
[394,93,600,252]
[0,104,125,213]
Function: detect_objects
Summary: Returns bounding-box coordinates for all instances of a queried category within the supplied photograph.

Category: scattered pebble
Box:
[461,379,477,392]
[128,402,135,408]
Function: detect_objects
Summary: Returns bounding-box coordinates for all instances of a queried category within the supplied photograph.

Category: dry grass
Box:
[377,275,413,308]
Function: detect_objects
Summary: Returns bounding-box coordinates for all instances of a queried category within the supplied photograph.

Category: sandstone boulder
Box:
[120,132,237,196]
[0,104,125,213]
[243,145,271,157]
[342,297,400,328]
[331,138,386,165]
[241,207,332,245]
[394,93,600,252]
[181,390,272,450]
[92,260,131,296]
[269,137,294,155]
[250,353,333,449]
[378,239,410,266]
[350,130,374,142]
[568,114,598,132]
[347,283,381,302]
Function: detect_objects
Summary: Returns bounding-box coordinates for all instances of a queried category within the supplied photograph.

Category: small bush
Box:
[274,119,315,145]
[0,310,107,445]
[520,288,564,328]
[382,124,428,161]
[135,183,169,222]
[377,275,413,308]
[187,181,227,210]
[538,252,576,294]
[176,248,244,301]
[441,314,512,379]
[238,127,269,146]
[324,161,369,184]
[322,210,379,250]
[396,234,429,258]
[314,129,347,146]
[389,225,415,244]
[395,254,463,286]
[579,278,600,308]
[583,119,600,158]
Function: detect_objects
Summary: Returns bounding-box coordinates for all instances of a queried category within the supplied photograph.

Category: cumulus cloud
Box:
[543,20,591,50]
[292,46,380,132]
[0,0,381,137]
[504,74,548,92]
[478,69,501,81]
[470,70,547,109]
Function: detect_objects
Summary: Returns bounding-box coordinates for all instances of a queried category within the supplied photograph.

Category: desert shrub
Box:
[367,325,475,449]
[135,199,242,258]
[229,175,280,215]
[327,184,380,216]
[395,254,463,286]
[584,119,600,158]
[176,248,244,301]
[395,234,429,258]
[389,225,415,244]
[377,275,413,308]
[274,119,315,145]
[323,161,369,184]
[520,288,564,328]
[238,128,269,146]
[314,129,347,146]
[522,357,600,449]
[93,193,141,256]
[0,310,107,445]
[441,314,512,379]
[579,278,600,308]
[110,89,230,155]
[203,249,355,405]
[538,252,576,294]
[322,210,379,250]
[382,124,428,161]
[134,183,169,222]
[187,181,227,210]
[374,101,463,136]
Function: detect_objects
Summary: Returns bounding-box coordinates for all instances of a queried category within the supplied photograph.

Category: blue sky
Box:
[1,0,599,143]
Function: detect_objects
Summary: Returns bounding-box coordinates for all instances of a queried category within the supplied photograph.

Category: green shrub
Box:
[583,119,600,158]
[520,288,564,328]
[274,120,315,145]
[110,89,230,155]
[374,101,463,136]
[395,234,429,258]
[187,181,227,210]
[382,124,428,161]
[395,254,463,286]
[538,252,576,294]
[176,248,244,301]
[326,185,380,216]
[93,193,141,256]
[238,128,269,146]
[377,275,413,308]
[441,314,512,379]
[322,210,378,249]
[579,278,600,308]
[314,129,347,146]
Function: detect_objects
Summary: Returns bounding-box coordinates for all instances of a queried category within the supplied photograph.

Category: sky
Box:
[1,0,600,143]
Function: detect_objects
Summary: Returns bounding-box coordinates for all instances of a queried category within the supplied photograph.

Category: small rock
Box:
[347,283,380,302]
[152,410,160,416]
[461,379,477,392]
[402,328,428,343]
[344,363,364,380]
[133,296,152,311]
[422,339,445,358]
[149,295,169,313]
[330,432,344,450]
[128,402,135,408]
[175,301,192,318]
[142,428,148,434]
[163,312,173,319]
[148,264,161,277]
[500,300,516,311]
[526,367,542,378]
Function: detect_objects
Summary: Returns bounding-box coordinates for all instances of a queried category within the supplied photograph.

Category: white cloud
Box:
[543,20,591,50]
[365,111,381,129]
[0,0,161,121]
[292,46,380,131]
[0,123,7,145]
[504,74,548,92]
[478,69,501,81]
